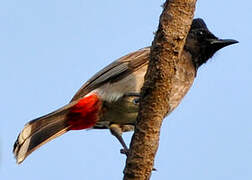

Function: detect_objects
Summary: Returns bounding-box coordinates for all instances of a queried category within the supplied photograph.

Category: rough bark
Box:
[123,0,197,179]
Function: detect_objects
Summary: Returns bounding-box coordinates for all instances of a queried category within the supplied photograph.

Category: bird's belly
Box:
[94,51,196,128]
[95,95,139,128]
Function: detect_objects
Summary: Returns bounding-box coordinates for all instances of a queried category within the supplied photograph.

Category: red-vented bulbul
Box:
[13,18,238,164]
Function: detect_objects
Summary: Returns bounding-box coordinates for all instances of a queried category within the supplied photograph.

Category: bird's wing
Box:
[70,47,150,102]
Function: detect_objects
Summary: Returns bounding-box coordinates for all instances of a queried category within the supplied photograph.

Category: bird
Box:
[13,18,238,164]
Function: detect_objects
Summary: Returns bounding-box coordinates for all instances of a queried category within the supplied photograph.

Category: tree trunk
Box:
[123,0,197,179]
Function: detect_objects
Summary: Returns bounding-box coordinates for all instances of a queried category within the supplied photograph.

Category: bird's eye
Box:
[198,30,204,36]
[133,97,139,105]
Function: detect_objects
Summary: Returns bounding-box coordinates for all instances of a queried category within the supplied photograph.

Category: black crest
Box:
[191,18,208,30]
[185,18,238,69]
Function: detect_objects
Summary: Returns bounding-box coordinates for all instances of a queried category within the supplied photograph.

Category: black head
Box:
[185,18,238,69]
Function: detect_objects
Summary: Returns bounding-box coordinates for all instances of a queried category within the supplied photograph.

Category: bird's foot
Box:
[120,148,129,156]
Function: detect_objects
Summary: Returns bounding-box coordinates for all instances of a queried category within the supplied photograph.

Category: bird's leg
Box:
[109,124,157,171]
[109,124,129,156]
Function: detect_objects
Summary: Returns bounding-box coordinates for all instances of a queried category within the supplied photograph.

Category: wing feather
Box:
[71,47,150,101]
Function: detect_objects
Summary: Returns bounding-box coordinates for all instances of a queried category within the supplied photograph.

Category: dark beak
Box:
[209,39,239,49]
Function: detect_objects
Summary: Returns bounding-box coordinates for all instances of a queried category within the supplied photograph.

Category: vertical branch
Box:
[123,0,197,179]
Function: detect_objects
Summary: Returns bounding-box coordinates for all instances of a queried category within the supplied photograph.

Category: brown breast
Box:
[168,51,196,114]
[94,50,196,129]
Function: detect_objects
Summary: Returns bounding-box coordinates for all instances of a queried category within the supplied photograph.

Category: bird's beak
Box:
[209,39,239,49]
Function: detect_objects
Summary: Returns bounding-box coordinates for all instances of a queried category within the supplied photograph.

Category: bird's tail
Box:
[13,93,102,164]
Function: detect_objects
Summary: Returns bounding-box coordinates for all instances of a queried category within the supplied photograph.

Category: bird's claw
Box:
[120,148,129,156]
